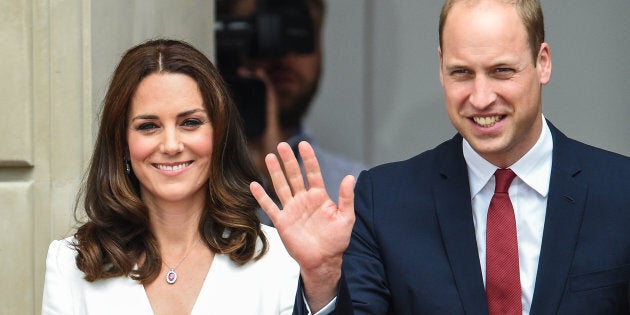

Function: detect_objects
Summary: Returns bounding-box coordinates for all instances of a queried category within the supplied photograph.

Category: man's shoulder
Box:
[554,129,630,169]
[550,127,630,196]
[549,120,629,164]
[368,135,461,175]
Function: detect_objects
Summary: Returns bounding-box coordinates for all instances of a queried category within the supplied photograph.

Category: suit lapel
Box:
[530,123,587,314]
[433,124,588,314]
[434,135,489,314]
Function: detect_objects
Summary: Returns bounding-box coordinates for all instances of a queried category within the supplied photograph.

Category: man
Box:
[251,0,630,314]
[225,0,365,224]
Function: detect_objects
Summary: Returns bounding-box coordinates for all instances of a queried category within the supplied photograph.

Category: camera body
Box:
[215,0,315,137]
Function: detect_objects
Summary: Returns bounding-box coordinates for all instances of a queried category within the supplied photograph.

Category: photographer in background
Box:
[217,0,365,224]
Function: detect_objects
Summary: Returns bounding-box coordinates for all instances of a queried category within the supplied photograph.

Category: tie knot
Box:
[494,169,516,193]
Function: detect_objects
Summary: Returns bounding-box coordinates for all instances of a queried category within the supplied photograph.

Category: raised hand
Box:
[249,141,355,311]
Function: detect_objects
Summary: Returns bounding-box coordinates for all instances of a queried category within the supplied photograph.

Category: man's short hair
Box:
[439,0,545,62]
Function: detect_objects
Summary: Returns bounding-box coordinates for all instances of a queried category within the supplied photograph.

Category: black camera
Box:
[215,0,315,137]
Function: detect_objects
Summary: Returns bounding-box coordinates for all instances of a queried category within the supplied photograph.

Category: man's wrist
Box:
[300,261,342,313]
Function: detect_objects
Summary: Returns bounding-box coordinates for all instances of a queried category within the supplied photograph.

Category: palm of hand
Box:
[274,184,352,270]
[249,141,355,270]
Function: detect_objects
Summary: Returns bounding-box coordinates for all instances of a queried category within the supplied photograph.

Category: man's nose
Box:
[469,76,497,109]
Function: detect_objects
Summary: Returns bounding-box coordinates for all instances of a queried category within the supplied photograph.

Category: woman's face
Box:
[127,72,213,204]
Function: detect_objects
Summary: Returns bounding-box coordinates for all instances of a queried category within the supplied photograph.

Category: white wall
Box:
[306,0,630,167]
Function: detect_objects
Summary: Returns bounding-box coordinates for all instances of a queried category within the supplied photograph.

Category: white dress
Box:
[42,225,299,314]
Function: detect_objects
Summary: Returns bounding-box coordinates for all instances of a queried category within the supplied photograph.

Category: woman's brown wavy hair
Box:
[73,39,267,283]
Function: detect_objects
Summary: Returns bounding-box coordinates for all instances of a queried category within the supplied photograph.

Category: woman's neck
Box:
[144,193,206,247]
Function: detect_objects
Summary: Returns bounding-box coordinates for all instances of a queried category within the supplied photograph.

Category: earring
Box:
[222,227,232,239]
[125,159,131,174]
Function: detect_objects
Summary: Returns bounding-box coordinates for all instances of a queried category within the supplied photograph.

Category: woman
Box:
[42,39,300,314]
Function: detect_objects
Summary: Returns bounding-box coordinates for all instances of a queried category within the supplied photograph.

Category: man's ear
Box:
[537,43,552,85]
[438,47,445,87]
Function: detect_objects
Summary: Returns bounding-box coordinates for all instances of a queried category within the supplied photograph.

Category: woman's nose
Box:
[160,129,183,154]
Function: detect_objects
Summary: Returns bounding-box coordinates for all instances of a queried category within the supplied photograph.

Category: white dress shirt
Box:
[463,116,553,315]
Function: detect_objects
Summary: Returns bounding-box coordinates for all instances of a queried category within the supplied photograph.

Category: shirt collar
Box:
[463,115,553,199]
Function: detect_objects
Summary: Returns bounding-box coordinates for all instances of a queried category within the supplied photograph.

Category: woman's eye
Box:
[182,118,203,128]
[137,122,158,131]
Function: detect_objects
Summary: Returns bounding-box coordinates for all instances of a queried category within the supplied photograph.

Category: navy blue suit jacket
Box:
[295,122,630,314]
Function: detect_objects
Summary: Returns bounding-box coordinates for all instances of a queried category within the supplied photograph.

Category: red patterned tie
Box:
[486,169,522,314]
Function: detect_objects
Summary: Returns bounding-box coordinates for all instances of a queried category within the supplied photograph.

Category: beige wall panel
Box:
[0,0,33,167]
[30,3,55,313]
[0,182,34,314]
[48,0,90,239]
[50,0,88,179]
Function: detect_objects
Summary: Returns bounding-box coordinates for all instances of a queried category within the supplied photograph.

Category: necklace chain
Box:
[163,238,201,284]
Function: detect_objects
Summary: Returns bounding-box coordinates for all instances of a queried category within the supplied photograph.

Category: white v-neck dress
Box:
[42,225,299,314]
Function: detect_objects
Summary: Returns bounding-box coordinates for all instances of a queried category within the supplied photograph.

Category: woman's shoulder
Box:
[47,236,78,262]
[214,224,298,276]
[260,225,293,261]
[260,224,281,245]
[248,224,299,270]
[42,236,85,313]
[45,236,82,277]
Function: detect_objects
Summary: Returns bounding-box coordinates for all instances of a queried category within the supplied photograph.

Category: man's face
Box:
[439,1,551,167]
[249,46,321,128]
[235,0,322,130]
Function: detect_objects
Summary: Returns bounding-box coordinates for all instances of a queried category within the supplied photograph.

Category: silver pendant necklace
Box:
[163,238,201,284]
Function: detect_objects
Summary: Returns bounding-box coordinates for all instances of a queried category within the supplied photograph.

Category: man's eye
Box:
[182,119,203,128]
[451,69,469,75]
[495,68,515,76]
